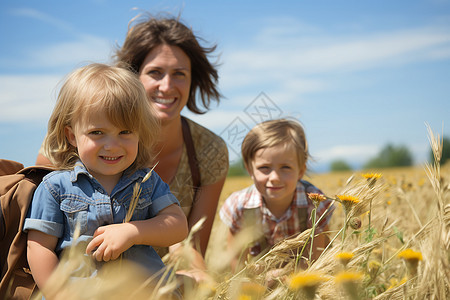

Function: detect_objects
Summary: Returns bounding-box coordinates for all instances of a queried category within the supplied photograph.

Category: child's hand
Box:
[85,223,137,261]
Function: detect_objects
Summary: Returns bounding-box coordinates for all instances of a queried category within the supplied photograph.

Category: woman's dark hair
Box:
[115,14,221,114]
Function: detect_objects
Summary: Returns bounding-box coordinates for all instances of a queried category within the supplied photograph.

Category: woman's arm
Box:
[86,203,188,261]
[187,176,226,257]
[27,230,59,291]
[35,153,53,166]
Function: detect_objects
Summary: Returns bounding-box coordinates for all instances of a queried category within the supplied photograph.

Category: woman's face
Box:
[139,44,191,125]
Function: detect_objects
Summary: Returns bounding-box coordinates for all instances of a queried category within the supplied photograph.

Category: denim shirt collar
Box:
[70,160,151,195]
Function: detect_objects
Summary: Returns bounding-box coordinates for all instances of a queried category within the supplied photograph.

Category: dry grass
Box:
[34,130,450,300]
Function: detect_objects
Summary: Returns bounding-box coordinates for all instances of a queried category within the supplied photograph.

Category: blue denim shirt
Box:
[24,162,180,275]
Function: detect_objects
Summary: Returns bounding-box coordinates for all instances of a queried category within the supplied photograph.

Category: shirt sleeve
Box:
[146,172,181,217]
[219,191,244,234]
[23,179,64,237]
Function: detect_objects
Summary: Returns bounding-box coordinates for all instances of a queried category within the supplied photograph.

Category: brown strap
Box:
[181,116,201,200]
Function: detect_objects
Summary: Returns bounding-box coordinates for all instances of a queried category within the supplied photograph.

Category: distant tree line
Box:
[329,136,450,172]
[226,137,450,176]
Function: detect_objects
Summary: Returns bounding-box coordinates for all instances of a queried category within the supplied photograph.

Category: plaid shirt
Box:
[220,180,334,247]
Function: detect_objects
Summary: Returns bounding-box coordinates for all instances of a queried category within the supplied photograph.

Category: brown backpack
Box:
[0,159,54,299]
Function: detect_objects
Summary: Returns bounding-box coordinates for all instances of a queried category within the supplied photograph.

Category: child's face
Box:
[65,110,139,186]
[248,144,305,208]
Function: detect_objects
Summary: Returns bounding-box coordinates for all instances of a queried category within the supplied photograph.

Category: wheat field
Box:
[34,130,449,300]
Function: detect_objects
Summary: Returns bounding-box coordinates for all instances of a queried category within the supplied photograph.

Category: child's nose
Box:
[269,170,281,181]
[103,136,120,150]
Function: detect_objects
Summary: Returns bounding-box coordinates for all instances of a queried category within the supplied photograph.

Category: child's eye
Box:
[89,130,102,135]
[257,166,270,173]
[120,130,133,135]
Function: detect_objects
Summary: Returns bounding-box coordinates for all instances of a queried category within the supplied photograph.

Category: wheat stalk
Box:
[124,162,158,223]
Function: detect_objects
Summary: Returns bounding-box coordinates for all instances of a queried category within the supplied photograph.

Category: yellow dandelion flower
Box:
[335,252,354,267]
[337,194,359,204]
[238,296,252,300]
[289,272,326,290]
[362,173,382,187]
[334,271,364,284]
[362,172,382,179]
[289,272,327,300]
[386,200,391,205]
[367,260,381,278]
[398,248,423,261]
[239,281,266,299]
[308,193,327,207]
[337,194,359,213]
[398,248,422,275]
[335,271,363,300]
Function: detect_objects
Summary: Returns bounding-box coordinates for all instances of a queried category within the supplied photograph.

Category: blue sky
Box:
[1,0,450,172]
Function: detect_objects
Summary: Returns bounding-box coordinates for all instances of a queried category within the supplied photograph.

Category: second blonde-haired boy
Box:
[220,119,334,271]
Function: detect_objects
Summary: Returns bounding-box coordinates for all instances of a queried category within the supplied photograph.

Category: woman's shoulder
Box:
[184,117,229,184]
[184,117,227,149]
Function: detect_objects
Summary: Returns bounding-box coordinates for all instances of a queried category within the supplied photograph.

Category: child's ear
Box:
[244,162,254,179]
[65,126,77,147]
[298,164,306,180]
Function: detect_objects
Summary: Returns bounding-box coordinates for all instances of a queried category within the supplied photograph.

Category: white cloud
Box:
[220,26,450,90]
[0,75,60,122]
[184,109,247,132]
[27,35,113,68]
[314,144,380,164]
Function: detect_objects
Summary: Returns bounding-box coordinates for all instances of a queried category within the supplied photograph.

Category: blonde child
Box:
[24,63,188,295]
[220,119,334,271]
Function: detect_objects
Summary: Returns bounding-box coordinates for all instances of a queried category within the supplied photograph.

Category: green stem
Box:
[309,207,317,262]
[342,213,349,250]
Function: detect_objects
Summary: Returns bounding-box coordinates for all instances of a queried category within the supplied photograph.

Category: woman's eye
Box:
[174,71,186,77]
[147,70,162,78]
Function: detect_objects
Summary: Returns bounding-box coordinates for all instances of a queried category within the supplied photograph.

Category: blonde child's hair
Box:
[241,118,309,170]
[43,63,159,172]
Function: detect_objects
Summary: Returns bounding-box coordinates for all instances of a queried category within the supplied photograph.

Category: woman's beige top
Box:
[169,117,229,215]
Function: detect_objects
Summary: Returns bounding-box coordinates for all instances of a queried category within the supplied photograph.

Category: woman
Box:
[36,15,229,264]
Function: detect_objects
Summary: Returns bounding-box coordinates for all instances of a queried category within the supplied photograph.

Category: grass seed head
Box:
[349,217,362,230]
